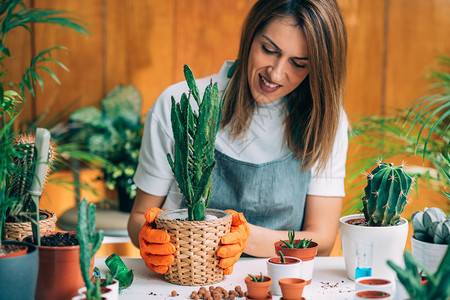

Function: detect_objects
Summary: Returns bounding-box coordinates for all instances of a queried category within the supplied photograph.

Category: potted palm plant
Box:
[338,161,413,281]
[154,65,232,286]
[274,230,318,284]
[410,207,449,274]
[0,1,89,299]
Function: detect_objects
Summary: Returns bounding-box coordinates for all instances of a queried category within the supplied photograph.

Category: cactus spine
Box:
[362,161,413,226]
[167,65,220,221]
[77,198,104,296]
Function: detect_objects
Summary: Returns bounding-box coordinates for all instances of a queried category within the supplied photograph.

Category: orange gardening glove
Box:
[217,209,250,275]
[139,207,176,274]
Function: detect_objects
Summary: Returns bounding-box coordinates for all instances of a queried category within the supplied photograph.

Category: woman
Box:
[128,0,348,264]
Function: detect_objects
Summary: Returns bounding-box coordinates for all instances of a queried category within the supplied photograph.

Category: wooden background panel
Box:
[339,0,386,119]
[385,0,450,112]
[32,0,104,123]
[105,0,176,115]
[173,0,256,83]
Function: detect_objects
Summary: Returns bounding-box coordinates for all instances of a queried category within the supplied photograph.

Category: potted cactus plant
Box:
[154,65,232,286]
[338,161,414,281]
[266,251,302,295]
[410,207,449,274]
[273,230,318,284]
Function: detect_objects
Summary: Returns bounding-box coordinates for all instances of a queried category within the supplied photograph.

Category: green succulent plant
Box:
[280,230,312,249]
[167,65,220,221]
[387,245,450,300]
[248,272,266,282]
[412,207,450,244]
[77,198,104,299]
[361,161,413,226]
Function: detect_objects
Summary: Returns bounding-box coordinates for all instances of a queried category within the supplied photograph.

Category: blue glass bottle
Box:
[355,240,373,279]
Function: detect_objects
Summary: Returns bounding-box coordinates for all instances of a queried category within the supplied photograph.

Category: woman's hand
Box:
[244,195,343,257]
[127,188,165,248]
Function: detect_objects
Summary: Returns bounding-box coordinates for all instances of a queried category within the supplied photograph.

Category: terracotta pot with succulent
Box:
[244,273,272,300]
[338,161,413,281]
[154,65,232,286]
[387,243,450,300]
[66,85,144,212]
[410,207,449,274]
[266,251,302,295]
[274,230,318,284]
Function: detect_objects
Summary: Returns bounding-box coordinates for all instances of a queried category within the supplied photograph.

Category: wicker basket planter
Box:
[155,209,232,286]
[4,209,57,241]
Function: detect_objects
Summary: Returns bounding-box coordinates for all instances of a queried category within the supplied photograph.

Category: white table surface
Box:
[94,256,359,300]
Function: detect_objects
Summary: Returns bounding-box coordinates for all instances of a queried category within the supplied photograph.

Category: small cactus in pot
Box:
[167,65,220,221]
[412,207,449,244]
[362,161,413,226]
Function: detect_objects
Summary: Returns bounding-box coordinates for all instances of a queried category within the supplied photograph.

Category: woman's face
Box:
[247,17,310,104]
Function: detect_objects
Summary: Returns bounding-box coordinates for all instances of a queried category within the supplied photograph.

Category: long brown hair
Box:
[220,0,347,171]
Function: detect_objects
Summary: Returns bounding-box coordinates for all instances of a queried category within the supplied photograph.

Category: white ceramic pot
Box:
[266,256,302,296]
[339,214,408,281]
[355,276,394,295]
[411,236,448,274]
[73,279,119,300]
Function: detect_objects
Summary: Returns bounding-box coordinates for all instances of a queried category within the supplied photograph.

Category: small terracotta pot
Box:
[278,278,306,300]
[274,240,318,284]
[244,275,272,299]
[355,290,393,299]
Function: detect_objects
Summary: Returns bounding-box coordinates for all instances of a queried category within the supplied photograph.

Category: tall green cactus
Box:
[77,198,104,296]
[362,161,413,226]
[167,65,220,221]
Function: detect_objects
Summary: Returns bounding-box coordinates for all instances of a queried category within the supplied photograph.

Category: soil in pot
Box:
[0,243,27,258]
[355,290,392,299]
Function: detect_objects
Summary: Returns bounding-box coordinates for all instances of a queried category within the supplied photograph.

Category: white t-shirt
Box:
[134,61,349,209]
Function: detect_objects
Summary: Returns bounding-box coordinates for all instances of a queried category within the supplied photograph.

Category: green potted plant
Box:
[66,85,144,212]
[338,161,414,281]
[410,207,449,274]
[154,65,232,286]
[387,243,450,300]
[266,251,302,296]
[73,198,115,300]
[0,1,88,299]
[244,272,272,300]
[274,230,318,284]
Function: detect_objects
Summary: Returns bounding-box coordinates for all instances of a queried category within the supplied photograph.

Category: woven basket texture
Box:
[4,209,57,241]
[156,209,232,286]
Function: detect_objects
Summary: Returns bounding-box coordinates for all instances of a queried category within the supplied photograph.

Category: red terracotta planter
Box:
[245,275,272,299]
[35,231,85,300]
[274,240,318,284]
[278,278,306,300]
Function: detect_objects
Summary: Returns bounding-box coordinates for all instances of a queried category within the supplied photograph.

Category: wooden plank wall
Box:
[5,0,449,256]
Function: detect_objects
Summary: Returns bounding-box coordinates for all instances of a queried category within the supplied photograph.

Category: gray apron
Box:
[208,149,311,231]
